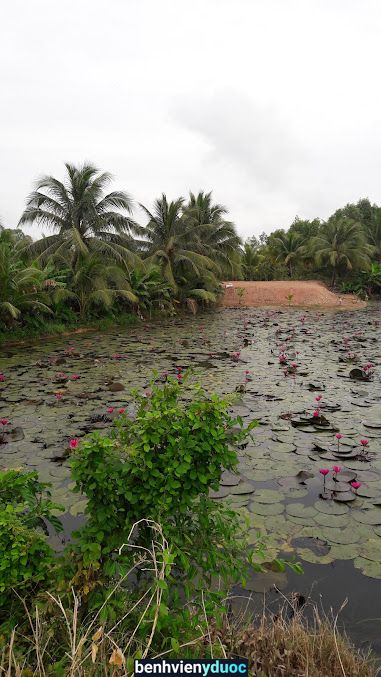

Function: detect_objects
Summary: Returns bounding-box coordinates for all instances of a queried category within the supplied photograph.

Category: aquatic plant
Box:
[319,468,329,491]
[351,481,362,493]
[69,439,79,449]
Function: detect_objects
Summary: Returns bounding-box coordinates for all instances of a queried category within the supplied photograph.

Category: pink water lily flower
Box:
[351,481,361,490]
[0,418,10,425]
[69,439,79,449]
[106,407,114,413]
[0,373,5,382]
[315,395,322,402]
[335,433,343,440]
[71,374,81,380]
[313,409,320,417]
[332,465,342,474]
[360,439,369,446]
[55,393,63,400]
[319,468,329,476]
[118,408,126,414]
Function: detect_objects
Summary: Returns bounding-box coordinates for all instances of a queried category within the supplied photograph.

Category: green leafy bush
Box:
[0,469,63,615]
[70,377,258,594]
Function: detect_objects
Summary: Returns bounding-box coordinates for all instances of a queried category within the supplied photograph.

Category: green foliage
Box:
[0,469,63,613]
[70,377,258,593]
[19,162,142,268]
[0,229,53,325]
[309,217,372,286]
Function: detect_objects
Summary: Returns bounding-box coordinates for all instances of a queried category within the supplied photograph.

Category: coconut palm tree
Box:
[67,254,138,319]
[241,242,263,280]
[183,191,242,276]
[19,163,142,267]
[0,229,52,325]
[128,266,174,317]
[367,207,381,261]
[269,230,305,277]
[309,218,372,286]
[138,193,219,289]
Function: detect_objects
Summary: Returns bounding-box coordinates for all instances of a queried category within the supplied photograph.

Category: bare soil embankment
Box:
[221,281,366,309]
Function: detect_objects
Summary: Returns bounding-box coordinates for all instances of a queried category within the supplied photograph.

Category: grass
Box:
[0,521,377,676]
[0,312,140,346]
[2,598,376,676]
[220,600,378,677]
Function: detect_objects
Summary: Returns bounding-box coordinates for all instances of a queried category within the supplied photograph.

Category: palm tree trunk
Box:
[331,268,336,287]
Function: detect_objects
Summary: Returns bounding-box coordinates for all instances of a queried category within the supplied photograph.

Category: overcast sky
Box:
[2,0,381,240]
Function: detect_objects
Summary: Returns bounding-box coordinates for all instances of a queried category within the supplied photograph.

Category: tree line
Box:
[242,197,381,294]
[1,165,381,334]
[0,162,242,332]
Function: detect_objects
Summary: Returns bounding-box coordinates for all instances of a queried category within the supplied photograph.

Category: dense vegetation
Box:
[1,165,381,340]
[0,378,267,671]
[242,198,381,296]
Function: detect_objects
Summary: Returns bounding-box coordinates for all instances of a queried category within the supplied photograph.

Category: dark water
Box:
[1,306,381,653]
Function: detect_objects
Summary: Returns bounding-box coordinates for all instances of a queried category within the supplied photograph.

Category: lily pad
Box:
[286,503,316,519]
[230,482,255,495]
[252,489,283,504]
[314,501,349,515]
[314,512,349,528]
[332,492,356,502]
[220,470,241,486]
[249,502,284,516]
[354,557,381,579]
[353,510,381,525]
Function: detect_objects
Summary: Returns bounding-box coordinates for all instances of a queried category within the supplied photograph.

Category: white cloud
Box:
[1,0,381,238]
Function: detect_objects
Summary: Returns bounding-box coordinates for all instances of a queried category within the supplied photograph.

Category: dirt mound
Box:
[221,281,366,309]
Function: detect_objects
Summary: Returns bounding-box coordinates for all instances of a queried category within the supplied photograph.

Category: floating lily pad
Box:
[354,557,381,579]
[319,525,365,545]
[314,501,349,515]
[361,539,381,562]
[230,482,255,495]
[291,536,330,555]
[314,512,349,528]
[220,470,241,486]
[209,487,231,499]
[249,502,284,516]
[252,489,283,504]
[286,503,316,519]
[325,481,352,493]
[332,492,356,502]
[353,510,381,525]
[356,486,381,499]
[243,570,288,593]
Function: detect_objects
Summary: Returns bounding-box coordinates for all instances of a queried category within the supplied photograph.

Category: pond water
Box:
[1,306,381,653]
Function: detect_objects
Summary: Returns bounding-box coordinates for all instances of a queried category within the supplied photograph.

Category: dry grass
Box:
[211,597,379,677]
[0,523,378,676]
